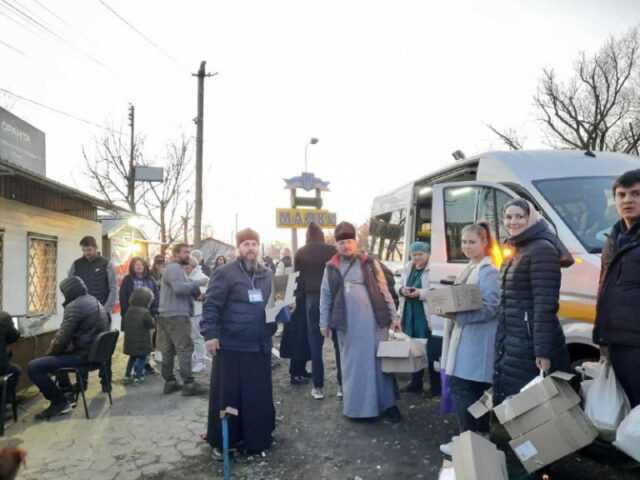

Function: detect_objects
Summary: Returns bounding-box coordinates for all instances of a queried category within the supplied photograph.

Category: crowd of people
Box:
[0,168,638,470]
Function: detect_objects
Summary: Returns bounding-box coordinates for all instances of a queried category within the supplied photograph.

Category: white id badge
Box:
[248,289,263,303]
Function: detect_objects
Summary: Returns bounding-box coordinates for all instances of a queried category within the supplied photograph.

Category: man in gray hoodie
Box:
[158,243,208,396]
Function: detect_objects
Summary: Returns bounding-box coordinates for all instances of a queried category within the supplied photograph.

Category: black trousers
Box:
[450,376,491,433]
[207,349,275,452]
[610,344,640,408]
[427,336,443,395]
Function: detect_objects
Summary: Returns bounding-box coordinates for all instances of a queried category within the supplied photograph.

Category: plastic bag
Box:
[613,405,640,461]
[520,369,545,392]
[440,370,456,414]
[584,362,631,442]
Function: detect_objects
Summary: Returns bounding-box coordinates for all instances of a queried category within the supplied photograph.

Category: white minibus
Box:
[369,149,639,365]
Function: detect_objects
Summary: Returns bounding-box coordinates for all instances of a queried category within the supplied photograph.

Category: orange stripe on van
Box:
[558,301,596,324]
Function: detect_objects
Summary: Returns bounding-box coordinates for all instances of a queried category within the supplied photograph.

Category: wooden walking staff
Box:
[220,406,238,480]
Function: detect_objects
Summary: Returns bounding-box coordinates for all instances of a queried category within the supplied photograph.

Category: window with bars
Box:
[27,234,58,315]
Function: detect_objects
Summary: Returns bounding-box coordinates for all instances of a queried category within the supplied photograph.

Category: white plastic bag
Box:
[584,362,631,442]
[520,369,545,392]
[613,405,640,461]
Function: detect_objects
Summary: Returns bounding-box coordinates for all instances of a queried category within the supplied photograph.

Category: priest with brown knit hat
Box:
[201,228,278,458]
[319,221,403,422]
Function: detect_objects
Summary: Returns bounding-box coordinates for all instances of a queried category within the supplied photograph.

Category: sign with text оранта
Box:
[276,208,337,229]
[0,107,46,175]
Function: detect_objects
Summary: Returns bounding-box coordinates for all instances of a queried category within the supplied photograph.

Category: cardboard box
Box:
[425,284,483,314]
[451,431,508,480]
[493,372,581,438]
[467,389,493,419]
[438,460,455,480]
[509,405,598,473]
[377,338,428,373]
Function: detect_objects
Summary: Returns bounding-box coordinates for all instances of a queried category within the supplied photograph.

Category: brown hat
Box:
[236,228,260,246]
[334,221,356,242]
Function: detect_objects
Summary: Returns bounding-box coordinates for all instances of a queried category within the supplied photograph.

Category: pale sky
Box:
[1,0,639,245]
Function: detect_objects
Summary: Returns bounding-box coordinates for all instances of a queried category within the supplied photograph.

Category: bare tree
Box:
[535,28,640,153]
[83,130,148,211]
[486,124,524,150]
[141,135,194,252]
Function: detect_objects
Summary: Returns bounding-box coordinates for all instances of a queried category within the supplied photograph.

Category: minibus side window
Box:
[369,209,406,261]
[445,186,514,262]
[444,186,478,262]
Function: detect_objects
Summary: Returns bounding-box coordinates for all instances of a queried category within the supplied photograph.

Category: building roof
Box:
[198,236,235,249]
[0,157,129,214]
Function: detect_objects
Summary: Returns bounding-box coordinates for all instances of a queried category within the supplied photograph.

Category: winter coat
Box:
[280,295,311,361]
[158,261,201,317]
[319,254,397,331]
[48,277,109,356]
[0,311,20,376]
[493,220,572,404]
[294,226,336,296]
[69,255,118,312]
[441,257,500,384]
[119,259,160,317]
[395,262,444,337]
[201,260,277,353]
[594,219,640,347]
[122,288,155,357]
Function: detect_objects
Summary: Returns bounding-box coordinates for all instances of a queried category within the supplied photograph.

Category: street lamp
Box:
[304,137,319,172]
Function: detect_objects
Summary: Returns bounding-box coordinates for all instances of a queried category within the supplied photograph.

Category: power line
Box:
[0,38,27,57]
[0,87,123,134]
[96,0,189,72]
[0,0,109,69]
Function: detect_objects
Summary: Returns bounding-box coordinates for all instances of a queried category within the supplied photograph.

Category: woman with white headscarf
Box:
[493,198,574,406]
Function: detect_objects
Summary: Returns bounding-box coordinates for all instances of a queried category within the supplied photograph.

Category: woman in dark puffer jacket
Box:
[493,198,573,405]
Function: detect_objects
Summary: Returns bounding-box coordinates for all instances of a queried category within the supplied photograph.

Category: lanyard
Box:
[238,262,256,289]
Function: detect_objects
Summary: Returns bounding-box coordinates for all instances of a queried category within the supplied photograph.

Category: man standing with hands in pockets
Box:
[202,228,278,458]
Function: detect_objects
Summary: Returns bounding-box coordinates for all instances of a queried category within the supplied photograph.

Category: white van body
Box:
[369,150,639,362]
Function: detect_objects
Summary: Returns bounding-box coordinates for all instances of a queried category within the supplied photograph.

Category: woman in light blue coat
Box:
[437,222,500,455]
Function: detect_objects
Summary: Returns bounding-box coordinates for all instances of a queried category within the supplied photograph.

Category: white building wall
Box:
[0,196,101,330]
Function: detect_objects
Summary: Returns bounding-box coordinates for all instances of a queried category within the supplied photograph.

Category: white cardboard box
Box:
[425,284,483,314]
[451,431,508,480]
[377,338,428,373]
[509,405,598,473]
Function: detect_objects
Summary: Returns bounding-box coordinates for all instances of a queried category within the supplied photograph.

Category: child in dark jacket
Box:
[122,288,155,384]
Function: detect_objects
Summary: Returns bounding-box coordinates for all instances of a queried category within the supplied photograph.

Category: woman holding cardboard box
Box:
[437,221,500,455]
[493,199,573,406]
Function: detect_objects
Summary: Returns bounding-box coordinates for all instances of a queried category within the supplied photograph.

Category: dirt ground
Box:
[152,339,640,480]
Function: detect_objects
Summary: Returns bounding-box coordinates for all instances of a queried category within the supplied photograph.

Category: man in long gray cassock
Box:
[319,221,403,422]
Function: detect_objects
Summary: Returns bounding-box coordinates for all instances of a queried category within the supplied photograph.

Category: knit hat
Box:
[306,222,324,243]
[129,287,154,308]
[236,228,260,246]
[410,241,430,253]
[334,222,356,242]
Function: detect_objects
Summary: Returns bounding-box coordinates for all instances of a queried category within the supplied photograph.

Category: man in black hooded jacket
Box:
[594,169,640,408]
[27,277,108,420]
[294,222,342,399]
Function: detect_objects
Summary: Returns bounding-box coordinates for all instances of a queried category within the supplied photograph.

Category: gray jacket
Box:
[158,261,201,317]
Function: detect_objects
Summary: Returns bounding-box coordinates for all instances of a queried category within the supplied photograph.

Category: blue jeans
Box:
[306,294,342,389]
[450,376,491,433]
[125,356,146,380]
[27,354,90,404]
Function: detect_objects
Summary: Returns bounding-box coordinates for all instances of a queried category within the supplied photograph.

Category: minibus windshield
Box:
[534,176,617,253]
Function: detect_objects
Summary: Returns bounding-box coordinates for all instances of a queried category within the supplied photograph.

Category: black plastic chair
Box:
[56,330,120,419]
[0,373,17,436]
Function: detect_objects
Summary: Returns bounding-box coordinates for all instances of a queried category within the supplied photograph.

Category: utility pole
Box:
[127,103,135,212]
[192,61,218,246]
[181,200,190,243]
